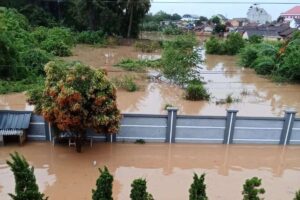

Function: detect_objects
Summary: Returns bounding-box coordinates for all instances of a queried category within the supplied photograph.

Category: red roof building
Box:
[281,6,300,21]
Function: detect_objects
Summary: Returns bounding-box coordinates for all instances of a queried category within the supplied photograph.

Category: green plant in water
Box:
[135,139,146,144]
[242,177,265,200]
[6,152,48,200]
[130,178,154,200]
[112,75,139,92]
[186,82,210,101]
[164,103,174,110]
[92,166,113,200]
[189,173,208,200]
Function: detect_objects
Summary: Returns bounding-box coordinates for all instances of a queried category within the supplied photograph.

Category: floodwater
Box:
[1,43,300,116]
[0,143,300,200]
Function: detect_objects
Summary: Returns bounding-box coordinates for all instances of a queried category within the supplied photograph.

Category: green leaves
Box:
[242,177,265,200]
[92,166,113,200]
[7,152,47,200]
[189,173,208,200]
[130,178,153,200]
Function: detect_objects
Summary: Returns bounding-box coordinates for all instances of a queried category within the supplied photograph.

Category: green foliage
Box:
[41,39,72,56]
[242,177,265,200]
[20,4,56,27]
[294,190,300,200]
[238,45,259,68]
[162,34,201,85]
[213,24,226,34]
[6,152,47,200]
[0,76,44,94]
[189,173,208,200]
[92,166,113,200]
[134,40,162,53]
[186,82,210,101]
[27,60,121,152]
[135,139,146,144]
[141,21,160,31]
[225,94,233,103]
[113,75,139,92]
[252,56,275,75]
[76,30,107,45]
[130,178,153,200]
[163,25,183,35]
[115,59,161,72]
[224,33,245,55]
[206,33,244,55]
[248,35,263,44]
[21,48,52,75]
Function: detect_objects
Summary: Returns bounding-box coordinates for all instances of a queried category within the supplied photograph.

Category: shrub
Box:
[189,173,208,200]
[21,48,52,75]
[224,33,245,55]
[248,35,263,44]
[242,177,265,200]
[31,26,48,43]
[134,40,162,53]
[205,36,224,54]
[115,59,146,72]
[295,190,300,200]
[135,139,146,144]
[92,166,113,200]
[186,82,210,101]
[6,152,47,200]
[113,76,139,92]
[41,39,72,56]
[20,4,56,27]
[238,45,259,68]
[130,179,154,200]
[141,21,160,31]
[76,30,107,45]
[163,25,183,35]
[252,56,275,75]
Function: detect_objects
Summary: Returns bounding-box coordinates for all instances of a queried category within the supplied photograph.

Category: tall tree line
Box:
[0,0,151,38]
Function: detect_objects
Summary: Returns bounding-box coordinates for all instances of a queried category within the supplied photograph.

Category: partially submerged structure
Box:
[0,111,31,145]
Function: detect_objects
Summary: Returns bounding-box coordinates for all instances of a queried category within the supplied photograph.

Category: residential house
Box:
[247,4,272,24]
[280,6,300,22]
[181,14,199,22]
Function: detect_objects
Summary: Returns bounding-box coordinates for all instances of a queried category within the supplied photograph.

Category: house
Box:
[290,18,300,29]
[181,14,199,22]
[280,6,300,22]
[247,4,272,24]
[0,111,32,146]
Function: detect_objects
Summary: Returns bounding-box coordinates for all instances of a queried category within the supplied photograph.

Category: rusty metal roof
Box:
[0,111,32,130]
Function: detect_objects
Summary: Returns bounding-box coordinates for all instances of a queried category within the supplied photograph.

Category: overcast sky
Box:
[149,0,300,20]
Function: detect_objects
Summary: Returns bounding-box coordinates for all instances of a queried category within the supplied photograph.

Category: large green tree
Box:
[7,152,47,200]
[27,61,121,152]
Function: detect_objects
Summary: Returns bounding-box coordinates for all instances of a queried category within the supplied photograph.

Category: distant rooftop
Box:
[281,6,300,15]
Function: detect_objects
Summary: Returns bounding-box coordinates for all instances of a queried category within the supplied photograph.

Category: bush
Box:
[92,166,113,200]
[41,39,72,56]
[248,35,263,44]
[238,45,259,68]
[115,59,147,72]
[76,30,107,45]
[6,152,47,200]
[134,40,162,53]
[205,36,224,54]
[186,82,210,101]
[162,34,201,85]
[141,21,160,31]
[252,56,275,75]
[189,173,208,200]
[20,4,56,27]
[224,33,245,55]
[113,75,139,92]
[163,25,183,35]
[242,177,265,200]
[130,179,154,200]
[21,48,52,75]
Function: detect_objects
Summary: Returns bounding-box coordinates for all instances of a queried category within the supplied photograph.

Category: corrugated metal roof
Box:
[0,111,32,130]
[0,129,23,136]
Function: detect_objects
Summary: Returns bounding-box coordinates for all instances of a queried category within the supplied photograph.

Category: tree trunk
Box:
[127,3,133,38]
[75,134,82,153]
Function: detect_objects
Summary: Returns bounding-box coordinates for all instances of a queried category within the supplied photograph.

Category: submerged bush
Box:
[130,179,154,200]
[92,166,113,200]
[115,59,161,71]
[163,25,183,35]
[205,36,224,55]
[242,177,265,200]
[76,30,107,45]
[134,40,162,53]
[189,173,208,200]
[252,56,275,75]
[113,75,139,92]
[186,82,210,101]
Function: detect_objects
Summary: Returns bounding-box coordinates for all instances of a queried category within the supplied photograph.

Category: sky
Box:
[149,0,300,20]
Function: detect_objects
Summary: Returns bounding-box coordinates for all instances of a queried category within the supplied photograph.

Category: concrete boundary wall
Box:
[25,108,299,145]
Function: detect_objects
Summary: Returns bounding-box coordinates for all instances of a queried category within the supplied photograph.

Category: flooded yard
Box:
[1,43,300,116]
[0,143,300,199]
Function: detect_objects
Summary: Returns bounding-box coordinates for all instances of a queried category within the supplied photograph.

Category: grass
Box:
[112,75,139,92]
[115,58,161,72]
[0,77,44,94]
[134,40,162,53]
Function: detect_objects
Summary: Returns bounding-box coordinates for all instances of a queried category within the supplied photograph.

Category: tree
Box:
[6,152,47,200]
[211,16,221,25]
[171,13,181,21]
[92,166,113,200]
[189,173,208,200]
[130,178,154,200]
[277,16,285,23]
[295,190,300,200]
[242,177,265,200]
[213,24,226,35]
[27,61,121,152]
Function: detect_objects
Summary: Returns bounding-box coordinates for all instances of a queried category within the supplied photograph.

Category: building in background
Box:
[247,4,272,24]
[280,6,300,22]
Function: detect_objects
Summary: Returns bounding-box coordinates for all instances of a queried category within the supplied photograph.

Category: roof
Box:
[281,6,300,15]
[245,29,280,37]
[0,111,32,130]
[279,28,297,38]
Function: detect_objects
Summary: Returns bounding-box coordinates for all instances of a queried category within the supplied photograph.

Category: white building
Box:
[181,14,199,22]
[247,5,272,24]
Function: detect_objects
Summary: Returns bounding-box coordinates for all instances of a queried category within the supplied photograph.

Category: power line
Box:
[99,1,300,4]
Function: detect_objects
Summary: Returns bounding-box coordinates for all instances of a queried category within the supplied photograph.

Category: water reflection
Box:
[0,143,299,200]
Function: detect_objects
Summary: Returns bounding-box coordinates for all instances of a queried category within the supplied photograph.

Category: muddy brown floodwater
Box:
[1,43,300,116]
[0,143,300,200]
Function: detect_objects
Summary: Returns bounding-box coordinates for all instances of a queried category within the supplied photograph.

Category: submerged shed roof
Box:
[0,111,32,130]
